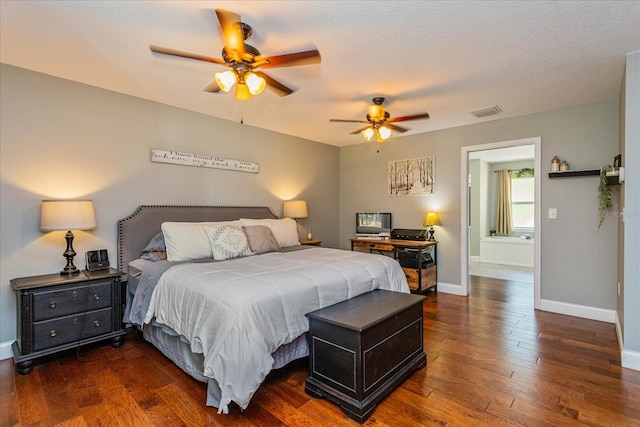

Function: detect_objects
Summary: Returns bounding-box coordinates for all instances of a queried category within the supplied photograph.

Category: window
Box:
[511,176,534,229]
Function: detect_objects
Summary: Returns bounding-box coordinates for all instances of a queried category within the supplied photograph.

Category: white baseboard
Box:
[539,298,616,323]
[0,341,13,361]
[622,349,640,371]
[435,282,466,295]
[615,312,640,371]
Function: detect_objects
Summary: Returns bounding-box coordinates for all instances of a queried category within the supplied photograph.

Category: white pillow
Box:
[239,218,300,247]
[161,221,240,261]
[205,225,254,261]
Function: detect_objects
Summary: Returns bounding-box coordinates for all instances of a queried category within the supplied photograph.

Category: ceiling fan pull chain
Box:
[241,105,244,124]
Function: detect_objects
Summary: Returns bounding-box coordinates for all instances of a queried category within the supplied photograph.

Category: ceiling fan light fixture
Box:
[215,70,237,92]
[362,127,374,141]
[245,71,266,95]
[378,125,391,140]
[367,105,385,121]
[234,82,253,101]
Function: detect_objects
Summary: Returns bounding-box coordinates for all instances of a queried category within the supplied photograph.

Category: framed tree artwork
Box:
[388,156,435,196]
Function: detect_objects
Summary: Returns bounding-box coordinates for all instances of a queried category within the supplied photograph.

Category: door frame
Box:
[460,136,541,309]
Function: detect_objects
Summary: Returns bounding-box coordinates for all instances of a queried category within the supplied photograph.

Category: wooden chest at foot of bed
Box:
[305,290,426,423]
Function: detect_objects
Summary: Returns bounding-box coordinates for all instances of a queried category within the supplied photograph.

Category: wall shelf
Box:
[548,169,600,178]
[548,168,621,185]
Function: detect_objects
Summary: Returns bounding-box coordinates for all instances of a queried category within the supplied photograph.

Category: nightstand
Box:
[300,240,322,246]
[11,267,126,374]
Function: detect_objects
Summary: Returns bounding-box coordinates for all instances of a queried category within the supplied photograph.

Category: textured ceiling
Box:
[1,1,639,147]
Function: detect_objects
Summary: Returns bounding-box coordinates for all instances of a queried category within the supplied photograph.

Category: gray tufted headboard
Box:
[117,205,277,280]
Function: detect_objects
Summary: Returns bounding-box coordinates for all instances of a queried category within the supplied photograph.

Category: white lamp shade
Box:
[283,200,308,219]
[378,125,391,140]
[215,70,237,92]
[40,200,96,231]
[245,72,266,95]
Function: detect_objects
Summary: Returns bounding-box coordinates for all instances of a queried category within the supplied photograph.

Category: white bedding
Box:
[143,247,409,413]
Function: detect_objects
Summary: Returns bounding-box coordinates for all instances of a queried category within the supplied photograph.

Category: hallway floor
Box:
[469,261,534,283]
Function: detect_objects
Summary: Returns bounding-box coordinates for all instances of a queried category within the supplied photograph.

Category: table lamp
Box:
[283,200,308,222]
[423,212,440,241]
[40,200,96,275]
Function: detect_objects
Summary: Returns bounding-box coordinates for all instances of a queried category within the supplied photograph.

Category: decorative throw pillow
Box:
[205,225,254,261]
[243,225,281,254]
[161,221,240,261]
[143,232,166,252]
[239,218,300,247]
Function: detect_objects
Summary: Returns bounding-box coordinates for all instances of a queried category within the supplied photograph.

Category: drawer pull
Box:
[93,320,101,327]
[93,294,100,301]
[50,330,57,337]
[73,318,79,325]
[49,301,57,309]
[72,290,78,298]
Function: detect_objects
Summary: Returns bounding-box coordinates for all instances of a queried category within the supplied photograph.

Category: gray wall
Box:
[340,100,620,310]
[0,64,339,346]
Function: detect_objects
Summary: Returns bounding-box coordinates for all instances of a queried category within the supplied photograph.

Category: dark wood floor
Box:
[2,275,639,426]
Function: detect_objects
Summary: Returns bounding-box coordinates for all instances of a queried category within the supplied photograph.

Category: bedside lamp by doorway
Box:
[40,200,96,275]
[423,212,440,241]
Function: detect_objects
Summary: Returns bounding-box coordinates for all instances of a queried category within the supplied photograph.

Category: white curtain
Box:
[496,169,513,235]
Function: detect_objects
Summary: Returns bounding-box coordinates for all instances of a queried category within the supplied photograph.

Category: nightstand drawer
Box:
[32,281,112,321]
[33,308,113,351]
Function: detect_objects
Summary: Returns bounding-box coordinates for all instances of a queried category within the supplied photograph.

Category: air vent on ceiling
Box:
[470,105,503,118]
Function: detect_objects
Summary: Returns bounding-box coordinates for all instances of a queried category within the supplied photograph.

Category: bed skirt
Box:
[141,322,309,408]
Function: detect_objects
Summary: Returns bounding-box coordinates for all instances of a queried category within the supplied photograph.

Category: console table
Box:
[350,238,438,294]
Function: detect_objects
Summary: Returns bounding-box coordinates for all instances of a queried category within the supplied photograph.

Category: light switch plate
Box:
[549,208,557,219]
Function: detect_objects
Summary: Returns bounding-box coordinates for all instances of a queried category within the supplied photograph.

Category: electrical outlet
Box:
[548,208,557,219]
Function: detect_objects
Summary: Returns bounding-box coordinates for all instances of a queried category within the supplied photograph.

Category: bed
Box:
[117,205,410,414]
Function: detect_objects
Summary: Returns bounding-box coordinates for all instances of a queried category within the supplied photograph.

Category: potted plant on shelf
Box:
[598,165,612,228]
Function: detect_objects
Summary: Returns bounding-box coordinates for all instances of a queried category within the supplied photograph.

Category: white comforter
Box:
[143,247,409,413]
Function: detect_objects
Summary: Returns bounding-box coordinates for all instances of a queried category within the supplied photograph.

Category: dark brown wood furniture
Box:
[350,238,438,293]
[11,267,126,374]
[305,289,426,423]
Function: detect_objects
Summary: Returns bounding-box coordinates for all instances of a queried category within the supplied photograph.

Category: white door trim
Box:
[460,137,542,309]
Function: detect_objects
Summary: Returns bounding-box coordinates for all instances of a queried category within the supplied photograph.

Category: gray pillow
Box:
[243,225,281,254]
[143,232,166,252]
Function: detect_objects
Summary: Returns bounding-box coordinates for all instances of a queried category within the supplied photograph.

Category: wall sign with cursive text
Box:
[151,149,260,174]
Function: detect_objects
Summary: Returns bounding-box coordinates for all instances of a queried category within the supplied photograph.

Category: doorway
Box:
[460,137,541,309]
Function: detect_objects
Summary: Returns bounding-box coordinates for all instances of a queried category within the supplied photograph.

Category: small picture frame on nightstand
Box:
[86,249,110,271]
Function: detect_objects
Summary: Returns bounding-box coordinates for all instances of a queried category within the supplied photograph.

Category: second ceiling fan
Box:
[150,8,321,100]
[330,97,430,144]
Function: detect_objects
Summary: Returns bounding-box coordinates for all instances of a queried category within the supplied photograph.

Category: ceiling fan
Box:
[330,97,430,145]
[149,8,321,101]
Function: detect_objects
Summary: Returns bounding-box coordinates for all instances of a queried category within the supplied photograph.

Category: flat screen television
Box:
[356,212,392,236]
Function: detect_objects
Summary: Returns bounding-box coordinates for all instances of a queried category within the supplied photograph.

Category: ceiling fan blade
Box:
[259,49,322,69]
[386,123,409,133]
[350,125,372,135]
[254,71,294,96]
[329,119,370,124]
[215,9,246,58]
[149,45,226,65]
[203,80,222,93]
[387,112,430,123]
